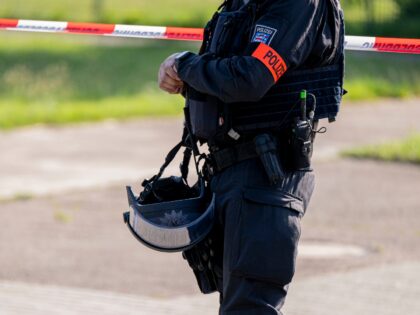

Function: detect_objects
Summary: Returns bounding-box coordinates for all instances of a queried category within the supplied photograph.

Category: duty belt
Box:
[209,129,314,184]
[210,141,259,173]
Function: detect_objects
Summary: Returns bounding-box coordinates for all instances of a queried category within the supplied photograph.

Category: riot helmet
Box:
[123,127,215,252]
[124,177,214,252]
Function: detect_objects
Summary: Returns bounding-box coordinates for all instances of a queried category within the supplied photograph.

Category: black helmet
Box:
[123,111,216,252]
[124,177,214,252]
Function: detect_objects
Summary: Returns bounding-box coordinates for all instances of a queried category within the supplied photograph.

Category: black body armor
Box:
[184,0,345,144]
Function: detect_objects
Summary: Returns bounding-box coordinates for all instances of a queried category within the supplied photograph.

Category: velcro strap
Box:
[211,141,258,172]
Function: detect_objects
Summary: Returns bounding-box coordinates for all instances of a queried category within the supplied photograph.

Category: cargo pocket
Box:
[230,186,304,286]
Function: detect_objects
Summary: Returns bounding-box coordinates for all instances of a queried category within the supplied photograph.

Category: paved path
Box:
[0,119,181,199]
[1,262,419,315]
[0,99,419,199]
[0,99,419,314]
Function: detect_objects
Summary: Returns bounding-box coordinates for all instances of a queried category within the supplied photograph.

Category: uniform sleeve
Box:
[177,0,321,103]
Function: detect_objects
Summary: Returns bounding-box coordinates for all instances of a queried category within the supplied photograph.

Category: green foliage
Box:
[0,93,184,129]
[344,52,420,100]
[342,0,399,23]
[0,1,419,129]
[0,34,191,129]
[342,0,420,37]
[0,0,220,27]
[342,134,420,165]
[0,0,418,36]
[393,0,420,16]
[0,33,419,129]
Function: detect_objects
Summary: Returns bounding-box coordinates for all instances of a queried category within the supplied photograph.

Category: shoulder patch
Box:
[251,24,277,45]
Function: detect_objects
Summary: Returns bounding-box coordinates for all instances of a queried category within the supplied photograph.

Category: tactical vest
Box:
[186,0,345,144]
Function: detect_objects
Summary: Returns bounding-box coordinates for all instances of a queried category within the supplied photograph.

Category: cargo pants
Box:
[210,157,315,315]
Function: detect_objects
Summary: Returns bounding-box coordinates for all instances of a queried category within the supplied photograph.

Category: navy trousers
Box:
[210,158,315,315]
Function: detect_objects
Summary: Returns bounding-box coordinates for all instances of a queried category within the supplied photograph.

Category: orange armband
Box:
[252,43,288,82]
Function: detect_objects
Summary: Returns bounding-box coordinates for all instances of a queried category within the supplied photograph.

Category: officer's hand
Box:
[158,53,184,94]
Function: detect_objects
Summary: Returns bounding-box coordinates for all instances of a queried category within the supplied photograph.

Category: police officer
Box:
[158,0,345,314]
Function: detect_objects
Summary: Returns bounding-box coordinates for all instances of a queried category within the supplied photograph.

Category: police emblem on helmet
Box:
[123,178,215,252]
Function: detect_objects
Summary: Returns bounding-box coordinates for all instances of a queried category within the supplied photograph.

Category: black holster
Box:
[254,133,285,185]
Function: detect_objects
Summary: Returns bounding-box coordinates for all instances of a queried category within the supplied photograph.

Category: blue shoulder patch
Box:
[251,24,277,45]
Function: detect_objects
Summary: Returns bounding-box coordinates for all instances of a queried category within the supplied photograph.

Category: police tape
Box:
[1,18,419,55]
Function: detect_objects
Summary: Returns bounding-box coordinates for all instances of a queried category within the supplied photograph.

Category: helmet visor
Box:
[123,182,215,252]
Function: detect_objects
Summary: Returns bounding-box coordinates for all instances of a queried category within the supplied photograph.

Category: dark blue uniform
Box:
[175,1,345,313]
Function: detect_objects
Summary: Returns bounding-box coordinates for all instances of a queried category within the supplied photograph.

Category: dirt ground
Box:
[1,158,419,298]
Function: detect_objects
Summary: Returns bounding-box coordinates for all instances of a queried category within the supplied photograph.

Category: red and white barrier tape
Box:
[1,18,419,54]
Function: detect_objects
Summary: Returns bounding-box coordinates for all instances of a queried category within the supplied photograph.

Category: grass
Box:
[346,16,419,38]
[0,33,195,101]
[0,192,34,203]
[343,0,419,37]
[1,0,419,36]
[344,0,399,23]
[0,33,191,128]
[54,210,73,223]
[0,0,220,27]
[344,52,420,100]
[0,32,419,129]
[342,134,420,165]
[0,92,184,129]
[0,2,419,129]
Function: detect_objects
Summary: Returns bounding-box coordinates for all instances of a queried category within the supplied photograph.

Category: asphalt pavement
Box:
[0,98,419,314]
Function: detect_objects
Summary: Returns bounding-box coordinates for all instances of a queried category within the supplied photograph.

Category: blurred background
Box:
[0,1,419,314]
[0,0,419,128]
